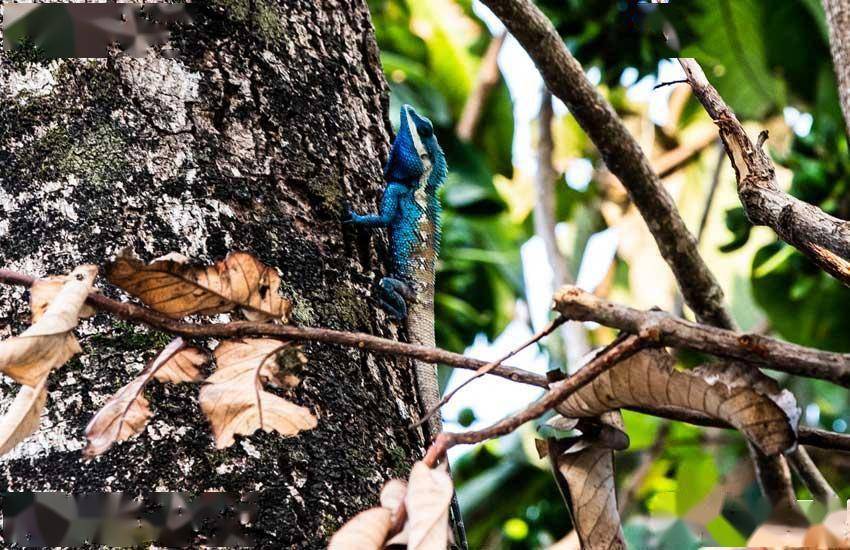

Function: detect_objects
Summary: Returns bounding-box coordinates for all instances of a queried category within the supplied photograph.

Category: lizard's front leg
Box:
[345,181,405,228]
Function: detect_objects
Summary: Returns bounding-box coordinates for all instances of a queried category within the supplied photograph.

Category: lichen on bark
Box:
[0,1,418,547]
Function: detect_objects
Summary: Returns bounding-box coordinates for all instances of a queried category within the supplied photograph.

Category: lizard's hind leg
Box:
[378,277,414,321]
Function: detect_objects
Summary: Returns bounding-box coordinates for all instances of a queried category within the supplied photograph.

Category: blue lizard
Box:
[346,104,467,548]
[347,104,447,322]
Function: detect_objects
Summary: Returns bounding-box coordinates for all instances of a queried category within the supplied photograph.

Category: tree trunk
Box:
[0,2,423,547]
[823,0,850,138]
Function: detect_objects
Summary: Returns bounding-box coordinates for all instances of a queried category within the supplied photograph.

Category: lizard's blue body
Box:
[348,104,447,320]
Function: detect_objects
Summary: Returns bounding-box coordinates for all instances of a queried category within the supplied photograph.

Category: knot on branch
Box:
[636,312,665,342]
[737,333,770,358]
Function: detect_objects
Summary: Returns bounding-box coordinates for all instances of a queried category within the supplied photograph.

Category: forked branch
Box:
[680,58,850,288]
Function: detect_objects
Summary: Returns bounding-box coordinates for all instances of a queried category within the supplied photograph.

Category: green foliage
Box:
[675,452,718,515]
[537,0,682,84]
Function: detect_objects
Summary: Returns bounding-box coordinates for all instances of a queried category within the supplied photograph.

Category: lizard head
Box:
[384,104,447,190]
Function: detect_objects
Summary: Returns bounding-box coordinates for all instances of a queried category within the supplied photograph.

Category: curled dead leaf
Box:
[200,338,317,449]
[0,265,97,386]
[328,479,408,549]
[83,337,208,458]
[380,479,407,517]
[392,461,453,549]
[555,349,795,455]
[31,275,95,322]
[0,379,48,456]
[328,507,393,550]
[548,439,626,550]
[106,250,291,321]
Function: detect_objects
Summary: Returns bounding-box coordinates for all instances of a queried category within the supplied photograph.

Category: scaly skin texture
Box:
[348,104,447,441]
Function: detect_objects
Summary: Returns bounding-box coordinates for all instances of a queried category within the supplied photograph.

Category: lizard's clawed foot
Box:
[378,277,412,321]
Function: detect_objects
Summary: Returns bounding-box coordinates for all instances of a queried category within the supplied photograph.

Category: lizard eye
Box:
[419,123,433,138]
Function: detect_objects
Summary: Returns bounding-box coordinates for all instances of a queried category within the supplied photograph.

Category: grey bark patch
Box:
[0,2,422,547]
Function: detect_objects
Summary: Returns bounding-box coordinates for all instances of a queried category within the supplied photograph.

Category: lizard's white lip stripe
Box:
[405,109,429,160]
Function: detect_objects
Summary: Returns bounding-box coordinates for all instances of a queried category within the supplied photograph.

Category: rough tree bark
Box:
[0,2,425,547]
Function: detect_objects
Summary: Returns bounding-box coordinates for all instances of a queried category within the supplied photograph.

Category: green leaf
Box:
[458,407,476,427]
[672,0,786,118]
[720,207,752,253]
[675,452,718,515]
[706,515,748,547]
[621,410,661,451]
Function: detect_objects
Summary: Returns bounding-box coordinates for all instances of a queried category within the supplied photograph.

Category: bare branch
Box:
[788,446,840,503]
[554,285,850,387]
[680,57,850,287]
[0,269,540,387]
[822,0,850,138]
[479,0,733,329]
[439,335,647,450]
[456,32,506,141]
[478,0,824,504]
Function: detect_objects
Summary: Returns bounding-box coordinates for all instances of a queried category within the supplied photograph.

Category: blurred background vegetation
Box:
[367,0,849,547]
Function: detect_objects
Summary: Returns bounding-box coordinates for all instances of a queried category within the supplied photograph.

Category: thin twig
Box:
[653,79,689,90]
[431,335,648,458]
[411,315,566,429]
[3,269,850,455]
[788,446,840,503]
[696,141,726,243]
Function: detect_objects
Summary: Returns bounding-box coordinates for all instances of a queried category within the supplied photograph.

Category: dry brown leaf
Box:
[693,362,802,431]
[550,441,626,550]
[555,349,795,455]
[328,479,408,549]
[83,337,207,457]
[152,340,208,384]
[83,373,152,458]
[31,276,95,322]
[0,379,48,456]
[0,265,97,386]
[200,339,317,448]
[401,461,453,550]
[380,479,407,515]
[106,250,291,321]
[328,507,393,550]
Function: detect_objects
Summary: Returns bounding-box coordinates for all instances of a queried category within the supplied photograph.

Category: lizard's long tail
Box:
[407,295,468,549]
